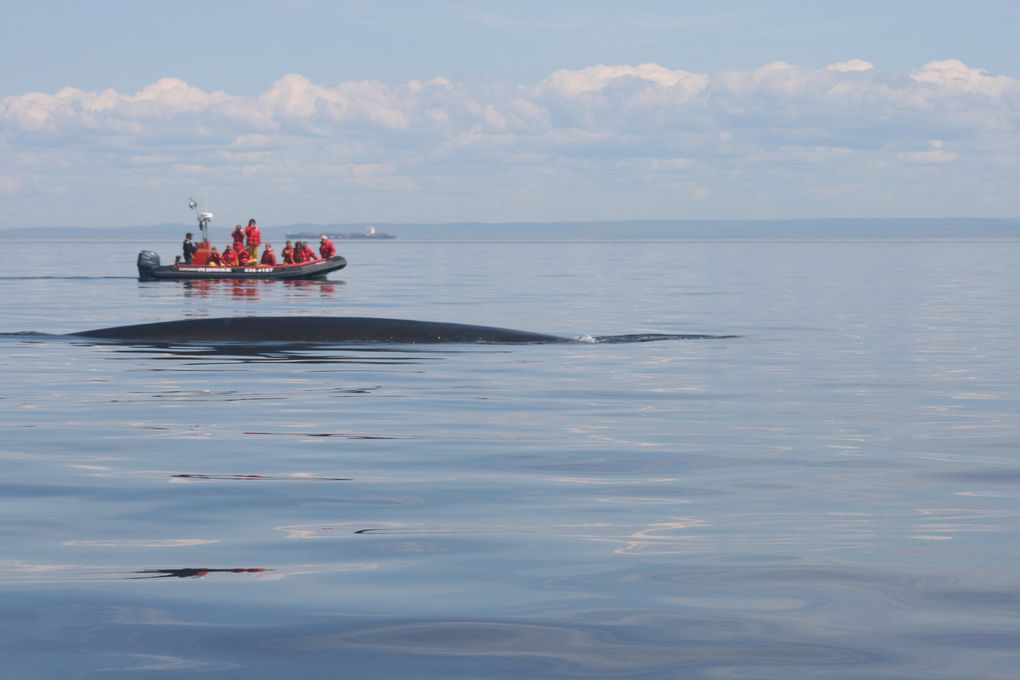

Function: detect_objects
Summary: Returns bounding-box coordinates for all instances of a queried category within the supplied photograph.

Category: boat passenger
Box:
[281,241,294,265]
[182,232,197,264]
[293,241,309,264]
[207,247,222,266]
[237,249,254,266]
[319,234,336,259]
[222,245,238,266]
[245,219,261,259]
[300,241,319,262]
[231,224,245,249]
[260,244,277,266]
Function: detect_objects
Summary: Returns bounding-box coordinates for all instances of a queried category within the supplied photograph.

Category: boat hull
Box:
[137,251,347,281]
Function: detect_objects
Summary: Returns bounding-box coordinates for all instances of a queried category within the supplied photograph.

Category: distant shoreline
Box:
[2,218,1018,241]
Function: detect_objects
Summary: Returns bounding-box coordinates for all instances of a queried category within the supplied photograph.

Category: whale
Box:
[75,316,567,344]
[68,316,735,345]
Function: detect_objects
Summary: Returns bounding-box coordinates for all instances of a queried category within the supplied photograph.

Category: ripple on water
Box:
[274,615,883,677]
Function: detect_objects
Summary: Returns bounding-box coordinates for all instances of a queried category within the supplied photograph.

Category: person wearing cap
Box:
[319,234,336,259]
[182,232,197,264]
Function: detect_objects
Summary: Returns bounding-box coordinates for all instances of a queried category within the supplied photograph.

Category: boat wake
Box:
[0,275,136,281]
[0,331,52,338]
[579,332,739,343]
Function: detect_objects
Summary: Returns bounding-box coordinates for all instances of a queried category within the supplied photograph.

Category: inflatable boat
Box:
[137,250,347,281]
[136,199,347,281]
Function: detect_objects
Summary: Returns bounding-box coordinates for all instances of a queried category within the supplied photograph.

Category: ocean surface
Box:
[1,233,1019,678]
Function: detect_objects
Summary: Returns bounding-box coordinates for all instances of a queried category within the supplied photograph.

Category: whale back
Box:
[75,316,564,344]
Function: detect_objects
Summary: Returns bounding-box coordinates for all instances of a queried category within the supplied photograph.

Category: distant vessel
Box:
[287,225,396,240]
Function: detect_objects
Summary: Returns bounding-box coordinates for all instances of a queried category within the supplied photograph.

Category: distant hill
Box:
[1,218,1018,241]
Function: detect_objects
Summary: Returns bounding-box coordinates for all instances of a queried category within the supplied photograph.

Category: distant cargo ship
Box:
[286,225,396,240]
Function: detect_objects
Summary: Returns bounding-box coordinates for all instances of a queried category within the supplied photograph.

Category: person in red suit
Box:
[260,244,277,266]
[245,219,261,259]
[222,245,238,266]
[232,239,248,262]
[281,241,294,264]
[319,235,336,259]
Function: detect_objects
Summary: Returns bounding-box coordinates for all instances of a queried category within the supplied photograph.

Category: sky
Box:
[2,0,1019,228]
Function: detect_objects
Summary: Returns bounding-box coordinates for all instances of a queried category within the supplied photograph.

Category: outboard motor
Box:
[137,250,161,281]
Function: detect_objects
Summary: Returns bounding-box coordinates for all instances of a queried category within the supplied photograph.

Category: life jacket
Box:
[319,240,335,258]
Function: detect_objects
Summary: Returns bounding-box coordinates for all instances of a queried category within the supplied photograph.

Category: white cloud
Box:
[899,140,957,165]
[0,58,1018,225]
[259,74,413,130]
[129,77,226,112]
[717,61,821,96]
[910,59,1017,97]
[537,63,709,99]
[0,79,264,141]
[716,60,886,102]
[827,59,875,73]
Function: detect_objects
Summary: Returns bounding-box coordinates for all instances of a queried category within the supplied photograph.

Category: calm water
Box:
[1,235,1019,678]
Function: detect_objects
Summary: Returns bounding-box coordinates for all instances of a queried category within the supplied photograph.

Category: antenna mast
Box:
[189,193,214,244]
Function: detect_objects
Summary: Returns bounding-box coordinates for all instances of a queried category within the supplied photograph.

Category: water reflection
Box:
[131,567,269,579]
[171,473,353,482]
[910,506,1018,541]
[274,509,893,558]
[64,539,219,548]
[87,341,448,365]
[279,616,881,676]
[179,278,342,300]
[241,431,415,440]
[0,560,376,582]
[282,278,341,297]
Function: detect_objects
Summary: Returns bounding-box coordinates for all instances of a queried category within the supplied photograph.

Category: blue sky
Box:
[2,0,1019,228]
